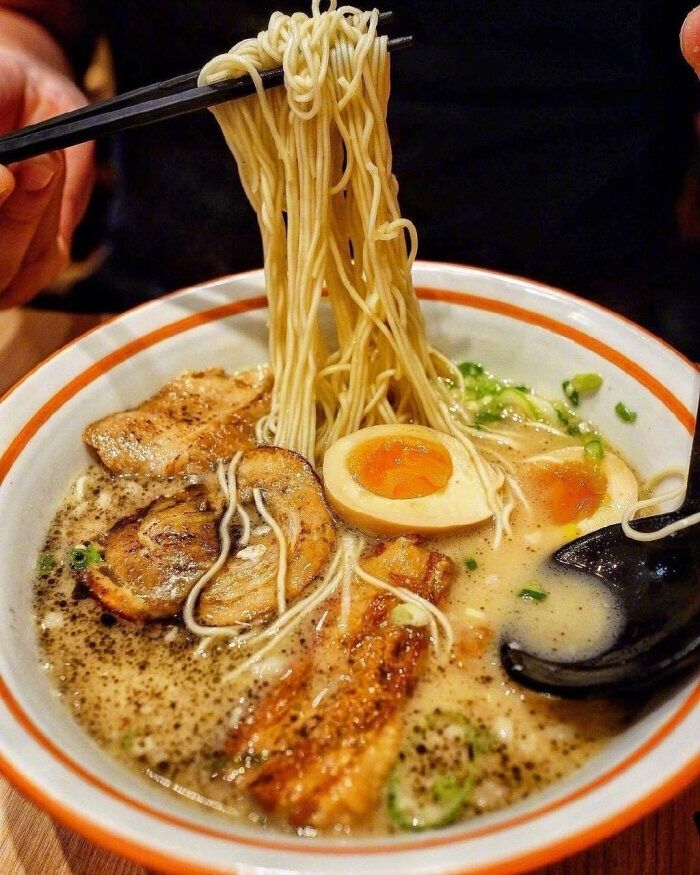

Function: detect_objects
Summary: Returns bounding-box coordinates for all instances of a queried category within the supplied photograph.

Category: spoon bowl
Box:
[501,398,700,698]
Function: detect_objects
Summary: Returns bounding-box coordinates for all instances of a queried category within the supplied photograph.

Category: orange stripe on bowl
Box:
[0,297,267,483]
[418,287,696,433]
[0,285,696,872]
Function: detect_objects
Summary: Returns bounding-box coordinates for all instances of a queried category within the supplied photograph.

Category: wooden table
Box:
[1,307,698,875]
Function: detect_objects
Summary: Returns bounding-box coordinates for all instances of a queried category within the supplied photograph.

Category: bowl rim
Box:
[0,261,697,875]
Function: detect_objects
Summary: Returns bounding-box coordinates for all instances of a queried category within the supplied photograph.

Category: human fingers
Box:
[0,234,68,309]
[681,6,700,74]
[0,164,15,207]
[20,146,66,276]
[0,151,64,292]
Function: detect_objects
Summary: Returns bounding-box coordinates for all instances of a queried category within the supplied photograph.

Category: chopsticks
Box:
[0,12,410,166]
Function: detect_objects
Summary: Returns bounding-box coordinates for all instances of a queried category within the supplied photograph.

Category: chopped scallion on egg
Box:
[463,557,478,571]
[584,439,605,462]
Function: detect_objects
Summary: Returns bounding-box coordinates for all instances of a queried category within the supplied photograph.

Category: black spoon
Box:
[501,397,700,699]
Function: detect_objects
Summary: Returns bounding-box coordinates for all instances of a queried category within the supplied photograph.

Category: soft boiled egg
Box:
[525,445,638,533]
[322,424,492,535]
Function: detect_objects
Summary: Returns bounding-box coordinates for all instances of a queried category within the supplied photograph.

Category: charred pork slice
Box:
[84,367,271,477]
[226,537,455,829]
[84,486,221,620]
[197,446,336,626]
[84,447,335,625]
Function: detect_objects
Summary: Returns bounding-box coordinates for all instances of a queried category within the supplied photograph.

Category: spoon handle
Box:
[683,393,700,510]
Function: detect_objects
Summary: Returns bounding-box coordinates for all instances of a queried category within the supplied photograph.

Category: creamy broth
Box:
[33,417,637,836]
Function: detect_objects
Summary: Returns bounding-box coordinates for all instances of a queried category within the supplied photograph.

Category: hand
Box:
[0,48,95,308]
[681,6,700,75]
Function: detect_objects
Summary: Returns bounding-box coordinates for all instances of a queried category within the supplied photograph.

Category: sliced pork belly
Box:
[84,447,335,625]
[84,485,221,620]
[84,367,271,477]
[226,537,455,829]
[198,447,336,626]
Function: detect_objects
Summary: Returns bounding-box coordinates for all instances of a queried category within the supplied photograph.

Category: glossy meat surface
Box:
[226,537,455,828]
[85,447,335,626]
[84,368,271,477]
[198,446,336,625]
[84,485,221,620]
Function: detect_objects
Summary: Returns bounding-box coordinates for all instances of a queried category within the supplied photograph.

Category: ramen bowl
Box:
[0,262,697,874]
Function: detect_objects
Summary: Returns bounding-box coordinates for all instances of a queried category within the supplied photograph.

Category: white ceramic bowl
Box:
[0,262,697,875]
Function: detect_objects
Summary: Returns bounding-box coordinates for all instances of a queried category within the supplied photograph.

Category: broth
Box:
[33,415,636,835]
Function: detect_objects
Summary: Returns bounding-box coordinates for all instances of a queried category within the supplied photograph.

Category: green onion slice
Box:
[474,411,502,425]
[584,439,605,461]
[615,402,637,423]
[387,711,491,831]
[463,557,478,571]
[562,380,580,407]
[518,581,548,602]
[390,602,431,627]
[458,361,484,377]
[36,552,56,578]
[68,542,104,572]
[571,373,603,394]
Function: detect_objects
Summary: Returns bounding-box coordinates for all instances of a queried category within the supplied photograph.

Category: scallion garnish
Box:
[431,773,466,803]
[571,373,603,394]
[36,551,56,578]
[615,402,637,423]
[518,581,548,602]
[463,557,478,571]
[474,410,502,425]
[390,602,431,627]
[584,439,604,461]
[458,361,484,377]
[563,373,603,407]
[562,380,580,407]
[68,543,104,572]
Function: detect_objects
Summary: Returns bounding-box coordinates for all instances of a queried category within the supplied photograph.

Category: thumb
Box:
[681,7,700,74]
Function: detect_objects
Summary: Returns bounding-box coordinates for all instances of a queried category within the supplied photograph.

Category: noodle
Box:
[622,467,699,541]
[199,2,507,532]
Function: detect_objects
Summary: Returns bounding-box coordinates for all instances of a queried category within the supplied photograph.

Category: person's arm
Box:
[0,4,95,307]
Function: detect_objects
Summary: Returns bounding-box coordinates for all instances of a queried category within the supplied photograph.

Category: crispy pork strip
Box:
[84,368,271,477]
[226,537,455,829]
[84,447,335,625]
[197,447,336,626]
[84,485,221,620]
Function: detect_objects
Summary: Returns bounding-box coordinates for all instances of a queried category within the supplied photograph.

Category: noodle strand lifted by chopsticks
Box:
[200,2,508,534]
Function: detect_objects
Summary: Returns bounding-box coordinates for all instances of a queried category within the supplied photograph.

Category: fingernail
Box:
[20,158,56,192]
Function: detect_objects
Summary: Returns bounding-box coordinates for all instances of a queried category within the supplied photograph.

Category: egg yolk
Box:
[347,435,453,500]
[530,460,607,524]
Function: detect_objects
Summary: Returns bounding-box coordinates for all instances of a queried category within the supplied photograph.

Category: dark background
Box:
[32,2,700,360]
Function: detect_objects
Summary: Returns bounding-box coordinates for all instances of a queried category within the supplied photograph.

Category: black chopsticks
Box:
[0,12,410,166]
